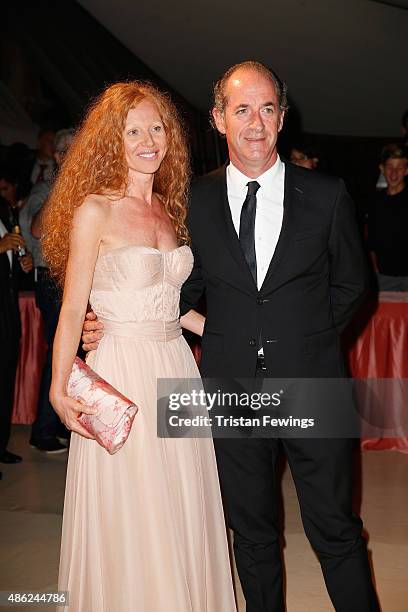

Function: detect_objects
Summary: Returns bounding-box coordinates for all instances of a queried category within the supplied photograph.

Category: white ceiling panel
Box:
[79,0,408,137]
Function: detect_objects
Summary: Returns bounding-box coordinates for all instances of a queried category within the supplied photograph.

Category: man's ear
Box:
[379,164,385,174]
[278,111,285,133]
[212,107,226,135]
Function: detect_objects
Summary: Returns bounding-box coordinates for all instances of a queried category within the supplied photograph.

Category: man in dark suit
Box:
[0,201,26,464]
[179,62,379,611]
[83,61,380,611]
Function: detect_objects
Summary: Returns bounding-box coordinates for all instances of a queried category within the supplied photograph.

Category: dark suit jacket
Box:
[180,162,368,378]
[0,205,21,346]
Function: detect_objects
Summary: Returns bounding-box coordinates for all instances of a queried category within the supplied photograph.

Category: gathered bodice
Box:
[90,245,193,325]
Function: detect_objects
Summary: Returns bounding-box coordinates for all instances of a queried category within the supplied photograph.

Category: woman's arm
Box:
[180,309,205,337]
[50,197,106,437]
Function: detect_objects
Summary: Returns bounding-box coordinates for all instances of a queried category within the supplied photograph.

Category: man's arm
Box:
[180,241,205,317]
[328,180,369,333]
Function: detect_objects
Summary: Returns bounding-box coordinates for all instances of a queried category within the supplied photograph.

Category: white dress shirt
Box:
[0,218,12,268]
[226,155,285,289]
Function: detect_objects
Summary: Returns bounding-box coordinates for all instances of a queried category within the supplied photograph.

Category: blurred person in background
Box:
[0,167,26,217]
[29,129,56,186]
[0,167,34,288]
[290,138,320,170]
[368,144,408,291]
[376,109,408,190]
[24,129,75,454]
[0,188,33,464]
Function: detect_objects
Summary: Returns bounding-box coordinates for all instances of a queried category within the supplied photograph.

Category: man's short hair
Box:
[380,143,408,165]
[212,60,288,116]
[55,128,75,154]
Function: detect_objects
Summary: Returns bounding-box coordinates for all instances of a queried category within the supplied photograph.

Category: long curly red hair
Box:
[42,81,190,287]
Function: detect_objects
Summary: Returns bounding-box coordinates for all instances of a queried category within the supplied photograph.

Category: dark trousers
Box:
[31,271,61,442]
[0,335,19,456]
[213,365,380,612]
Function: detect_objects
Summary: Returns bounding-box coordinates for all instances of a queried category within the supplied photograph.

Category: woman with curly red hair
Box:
[44,82,236,611]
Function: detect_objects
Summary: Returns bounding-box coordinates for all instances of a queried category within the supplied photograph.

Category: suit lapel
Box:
[209,162,303,294]
[260,163,300,292]
[211,165,257,292]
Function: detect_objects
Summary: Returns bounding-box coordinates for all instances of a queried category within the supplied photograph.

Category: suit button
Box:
[256,297,263,305]
[249,338,256,347]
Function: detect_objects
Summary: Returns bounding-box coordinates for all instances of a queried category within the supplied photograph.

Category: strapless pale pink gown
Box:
[58,245,236,612]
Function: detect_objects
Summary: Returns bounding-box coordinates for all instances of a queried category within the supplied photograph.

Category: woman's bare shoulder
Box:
[74,194,112,223]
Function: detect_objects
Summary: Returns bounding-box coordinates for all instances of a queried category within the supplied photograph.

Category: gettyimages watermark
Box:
[166,387,313,429]
[157,378,408,439]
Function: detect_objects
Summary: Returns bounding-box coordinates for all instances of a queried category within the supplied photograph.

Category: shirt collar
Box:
[227,155,284,198]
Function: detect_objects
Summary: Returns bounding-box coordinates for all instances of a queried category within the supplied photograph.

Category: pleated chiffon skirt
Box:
[58,330,236,612]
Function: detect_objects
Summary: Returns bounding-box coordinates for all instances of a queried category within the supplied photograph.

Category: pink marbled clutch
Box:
[67,357,138,455]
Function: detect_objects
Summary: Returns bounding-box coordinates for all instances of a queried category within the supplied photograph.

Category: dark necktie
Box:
[239,180,260,284]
